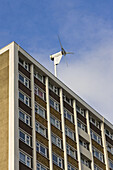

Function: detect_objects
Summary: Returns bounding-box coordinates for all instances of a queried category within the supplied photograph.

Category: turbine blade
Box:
[66,52,74,54]
[58,35,63,49]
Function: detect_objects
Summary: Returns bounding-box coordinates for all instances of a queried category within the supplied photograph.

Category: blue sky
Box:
[0,0,113,124]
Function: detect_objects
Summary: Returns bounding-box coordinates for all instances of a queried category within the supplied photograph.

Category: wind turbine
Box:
[50,36,74,77]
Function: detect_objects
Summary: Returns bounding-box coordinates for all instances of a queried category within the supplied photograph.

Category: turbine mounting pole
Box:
[54,64,57,77]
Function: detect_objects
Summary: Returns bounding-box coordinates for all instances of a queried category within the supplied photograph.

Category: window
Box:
[79,139,89,150]
[52,153,63,168]
[91,130,101,145]
[19,151,31,168]
[78,120,87,132]
[90,116,100,128]
[49,82,58,95]
[64,109,73,123]
[19,58,30,71]
[34,71,43,83]
[19,92,30,106]
[94,164,102,170]
[35,103,45,118]
[37,162,47,170]
[81,157,91,168]
[52,133,62,149]
[76,105,85,117]
[65,127,75,141]
[19,130,31,146]
[50,115,60,130]
[107,143,113,154]
[63,94,72,105]
[105,129,113,140]
[35,122,46,137]
[19,110,31,126]
[109,159,113,169]
[35,86,44,100]
[36,141,47,157]
[19,74,30,88]
[50,98,59,112]
[67,144,77,159]
[68,163,76,170]
[93,147,104,163]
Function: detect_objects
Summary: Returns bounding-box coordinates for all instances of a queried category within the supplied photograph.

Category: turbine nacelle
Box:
[50,51,62,61]
[50,36,74,77]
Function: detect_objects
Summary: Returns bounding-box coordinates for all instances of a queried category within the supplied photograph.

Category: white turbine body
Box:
[50,51,63,77]
[50,36,74,77]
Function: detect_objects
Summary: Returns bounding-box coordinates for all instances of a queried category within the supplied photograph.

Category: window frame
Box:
[76,105,85,117]
[19,73,30,88]
[52,153,63,168]
[19,151,31,168]
[19,58,30,72]
[34,71,43,83]
[35,102,45,119]
[49,82,58,95]
[50,97,59,112]
[19,91,30,107]
[65,126,75,141]
[50,115,61,130]
[64,108,73,123]
[93,147,104,163]
[66,144,77,160]
[35,121,47,137]
[51,133,62,149]
[78,120,87,132]
[37,162,47,170]
[19,110,31,126]
[34,85,44,100]
[19,129,31,146]
[91,130,102,145]
[36,141,47,158]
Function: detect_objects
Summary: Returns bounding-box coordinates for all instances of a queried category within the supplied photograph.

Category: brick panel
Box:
[94,157,106,170]
[37,153,49,168]
[19,81,31,97]
[51,125,62,139]
[67,155,78,168]
[92,139,104,153]
[36,132,48,147]
[77,112,86,124]
[63,101,73,113]
[35,114,47,127]
[19,120,32,135]
[52,144,64,158]
[34,77,45,91]
[35,95,46,109]
[19,140,33,156]
[90,123,101,136]
[65,118,75,131]
[19,100,32,115]
[50,106,61,120]
[18,64,30,79]
[19,162,32,170]
[49,89,60,103]
[66,136,77,149]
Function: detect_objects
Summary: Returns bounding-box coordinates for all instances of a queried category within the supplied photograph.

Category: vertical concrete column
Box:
[45,77,53,170]
[14,44,19,170]
[59,88,68,170]
[86,110,94,170]
[73,100,82,170]
[101,119,109,170]
[9,43,19,170]
[31,64,37,170]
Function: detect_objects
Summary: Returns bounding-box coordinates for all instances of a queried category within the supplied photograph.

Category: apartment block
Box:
[0,42,113,170]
